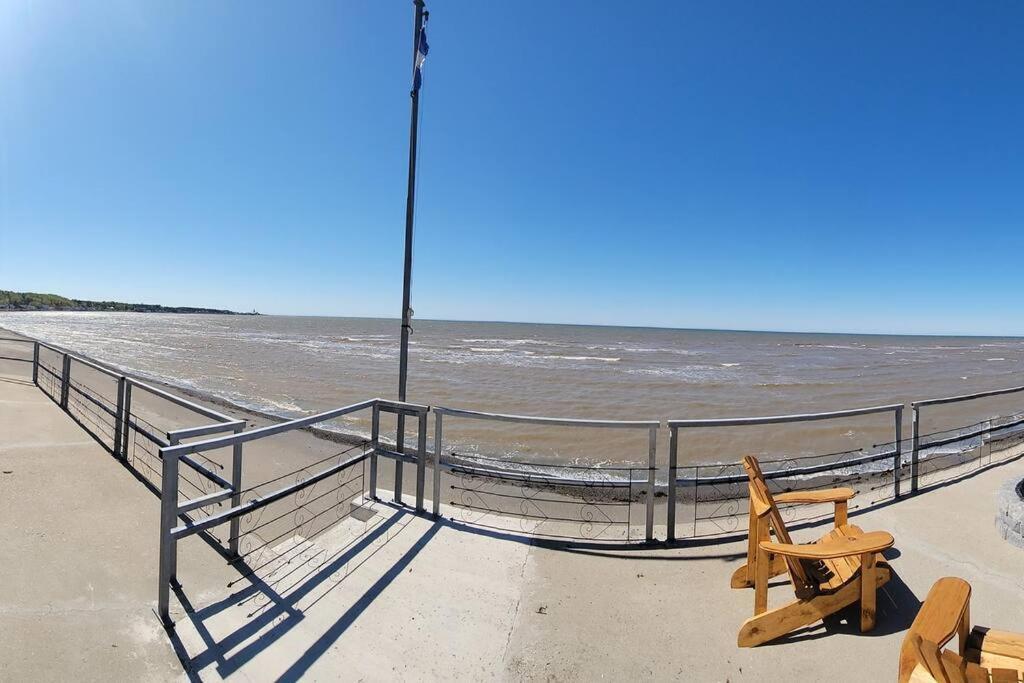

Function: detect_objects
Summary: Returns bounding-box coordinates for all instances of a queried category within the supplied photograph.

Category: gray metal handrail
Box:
[435,405,660,429]
[913,384,1024,408]
[666,402,903,428]
[155,397,381,625]
[434,404,659,542]
[665,401,904,542]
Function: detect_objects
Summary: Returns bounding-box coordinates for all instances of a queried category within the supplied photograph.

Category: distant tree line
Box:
[0,290,253,315]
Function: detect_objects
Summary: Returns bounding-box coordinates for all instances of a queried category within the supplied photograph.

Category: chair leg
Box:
[730,555,787,589]
[860,552,877,632]
[738,563,891,647]
[754,547,770,615]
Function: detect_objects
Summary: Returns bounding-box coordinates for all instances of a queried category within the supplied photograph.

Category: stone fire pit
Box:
[996,476,1024,549]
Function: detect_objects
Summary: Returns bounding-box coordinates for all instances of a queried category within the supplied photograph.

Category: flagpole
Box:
[395,0,425,502]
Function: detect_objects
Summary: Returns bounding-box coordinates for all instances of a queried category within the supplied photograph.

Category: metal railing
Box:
[911,385,1024,493]
[154,397,428,625]
[665,403,904,542]
[433,407,660,542]
[14,339,244,517]
[9,330,1024,618]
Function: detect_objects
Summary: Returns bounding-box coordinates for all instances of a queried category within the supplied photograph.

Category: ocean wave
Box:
[539,354,620,362]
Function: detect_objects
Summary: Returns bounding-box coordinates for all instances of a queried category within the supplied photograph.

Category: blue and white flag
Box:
[413,16,429,92]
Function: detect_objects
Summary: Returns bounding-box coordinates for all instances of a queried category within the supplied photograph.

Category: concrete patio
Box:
[2,354,1023,681]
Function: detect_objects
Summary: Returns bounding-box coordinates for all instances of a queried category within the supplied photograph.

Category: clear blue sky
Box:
[2,2,1023,335]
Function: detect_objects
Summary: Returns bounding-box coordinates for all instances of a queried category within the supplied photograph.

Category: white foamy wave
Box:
[720,363,740,367]
[540,354,620,362]
[469,347,505,353]
[987,358,1007,361]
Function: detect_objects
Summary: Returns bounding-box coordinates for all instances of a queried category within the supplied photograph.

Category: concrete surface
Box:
[3,347,1024,682]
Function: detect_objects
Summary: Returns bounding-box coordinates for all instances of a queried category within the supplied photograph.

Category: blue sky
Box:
[2,2,1023,335]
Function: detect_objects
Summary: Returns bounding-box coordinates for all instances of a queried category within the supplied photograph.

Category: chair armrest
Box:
[773,487,856,505]
[760,530,894,559]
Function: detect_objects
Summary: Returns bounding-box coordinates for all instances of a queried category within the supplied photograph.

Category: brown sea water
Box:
[3,312,1023,466]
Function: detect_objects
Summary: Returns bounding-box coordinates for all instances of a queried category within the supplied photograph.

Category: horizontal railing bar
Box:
[179,454,234,489]
[171,450,371,539]
[38,363,61,379]
[449,463,641,487]
[125,377,235,424]
[0,356,32,363]
[68,382,118,418]
[127,418,171,448]
[176,488,233,514]
[68,354,122,380]
[167,420,245,442]
[677,448,900,485]
[162,399,377,458]
[0,337,35,343]
[667,402,903,428]
[919,415,1024,451]
[37,341,65,354]
[375,399,430,414]
[913,384,1024,407]
[376,447,420,464]
[435,406,660,429]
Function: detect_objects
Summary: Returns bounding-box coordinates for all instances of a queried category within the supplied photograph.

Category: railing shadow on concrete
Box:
[164,505,432,682]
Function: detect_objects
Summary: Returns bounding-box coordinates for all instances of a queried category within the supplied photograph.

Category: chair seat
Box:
[807,524,890,593]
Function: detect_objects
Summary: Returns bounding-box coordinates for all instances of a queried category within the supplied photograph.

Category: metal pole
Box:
[645,425,656,543]
[396,1,427,471]
[228,422,245,557]
[910,405,920,494]
[667,426,678,542]
[157,444,179,626]
[893,406,903,498]
[113,376,126,458]
[416,410,427,512]
[32,342,39,385]
[432,411,443,517]
[60,354,71,409]
[121,383,133,458]
[370,403,380,500]
[395,416,405,505]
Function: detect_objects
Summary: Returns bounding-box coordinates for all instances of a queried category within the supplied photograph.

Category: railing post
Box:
[910,404,920,494]
[983,418,993,466]
[157,443,180,626]
[369,403,379,500]
[645,425,657,543]
[395,413,405,505]
[893,406,903,498]
[667,426,678,543]
[59,354,71,409]
[415,409,427,513]
[432,411,443,517]
[113,376,126,458]
[121,383,133,458]
[228,422,245,557]
[32,342,39,386]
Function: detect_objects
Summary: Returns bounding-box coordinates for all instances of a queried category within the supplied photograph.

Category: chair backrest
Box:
[741,455,811,590]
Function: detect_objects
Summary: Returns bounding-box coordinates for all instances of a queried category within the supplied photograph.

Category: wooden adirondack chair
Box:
[733,455,895,647]
[900,577,1024,683]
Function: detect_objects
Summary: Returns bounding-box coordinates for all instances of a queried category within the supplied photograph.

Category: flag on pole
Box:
[413,14,429,92]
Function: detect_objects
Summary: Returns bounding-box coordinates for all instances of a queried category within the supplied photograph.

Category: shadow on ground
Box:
[165,505,440,681]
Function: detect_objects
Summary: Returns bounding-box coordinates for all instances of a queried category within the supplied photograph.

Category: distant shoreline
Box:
[0,289,256,315]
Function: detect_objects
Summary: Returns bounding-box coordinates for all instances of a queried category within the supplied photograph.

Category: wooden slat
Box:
[989,668,1020,683]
